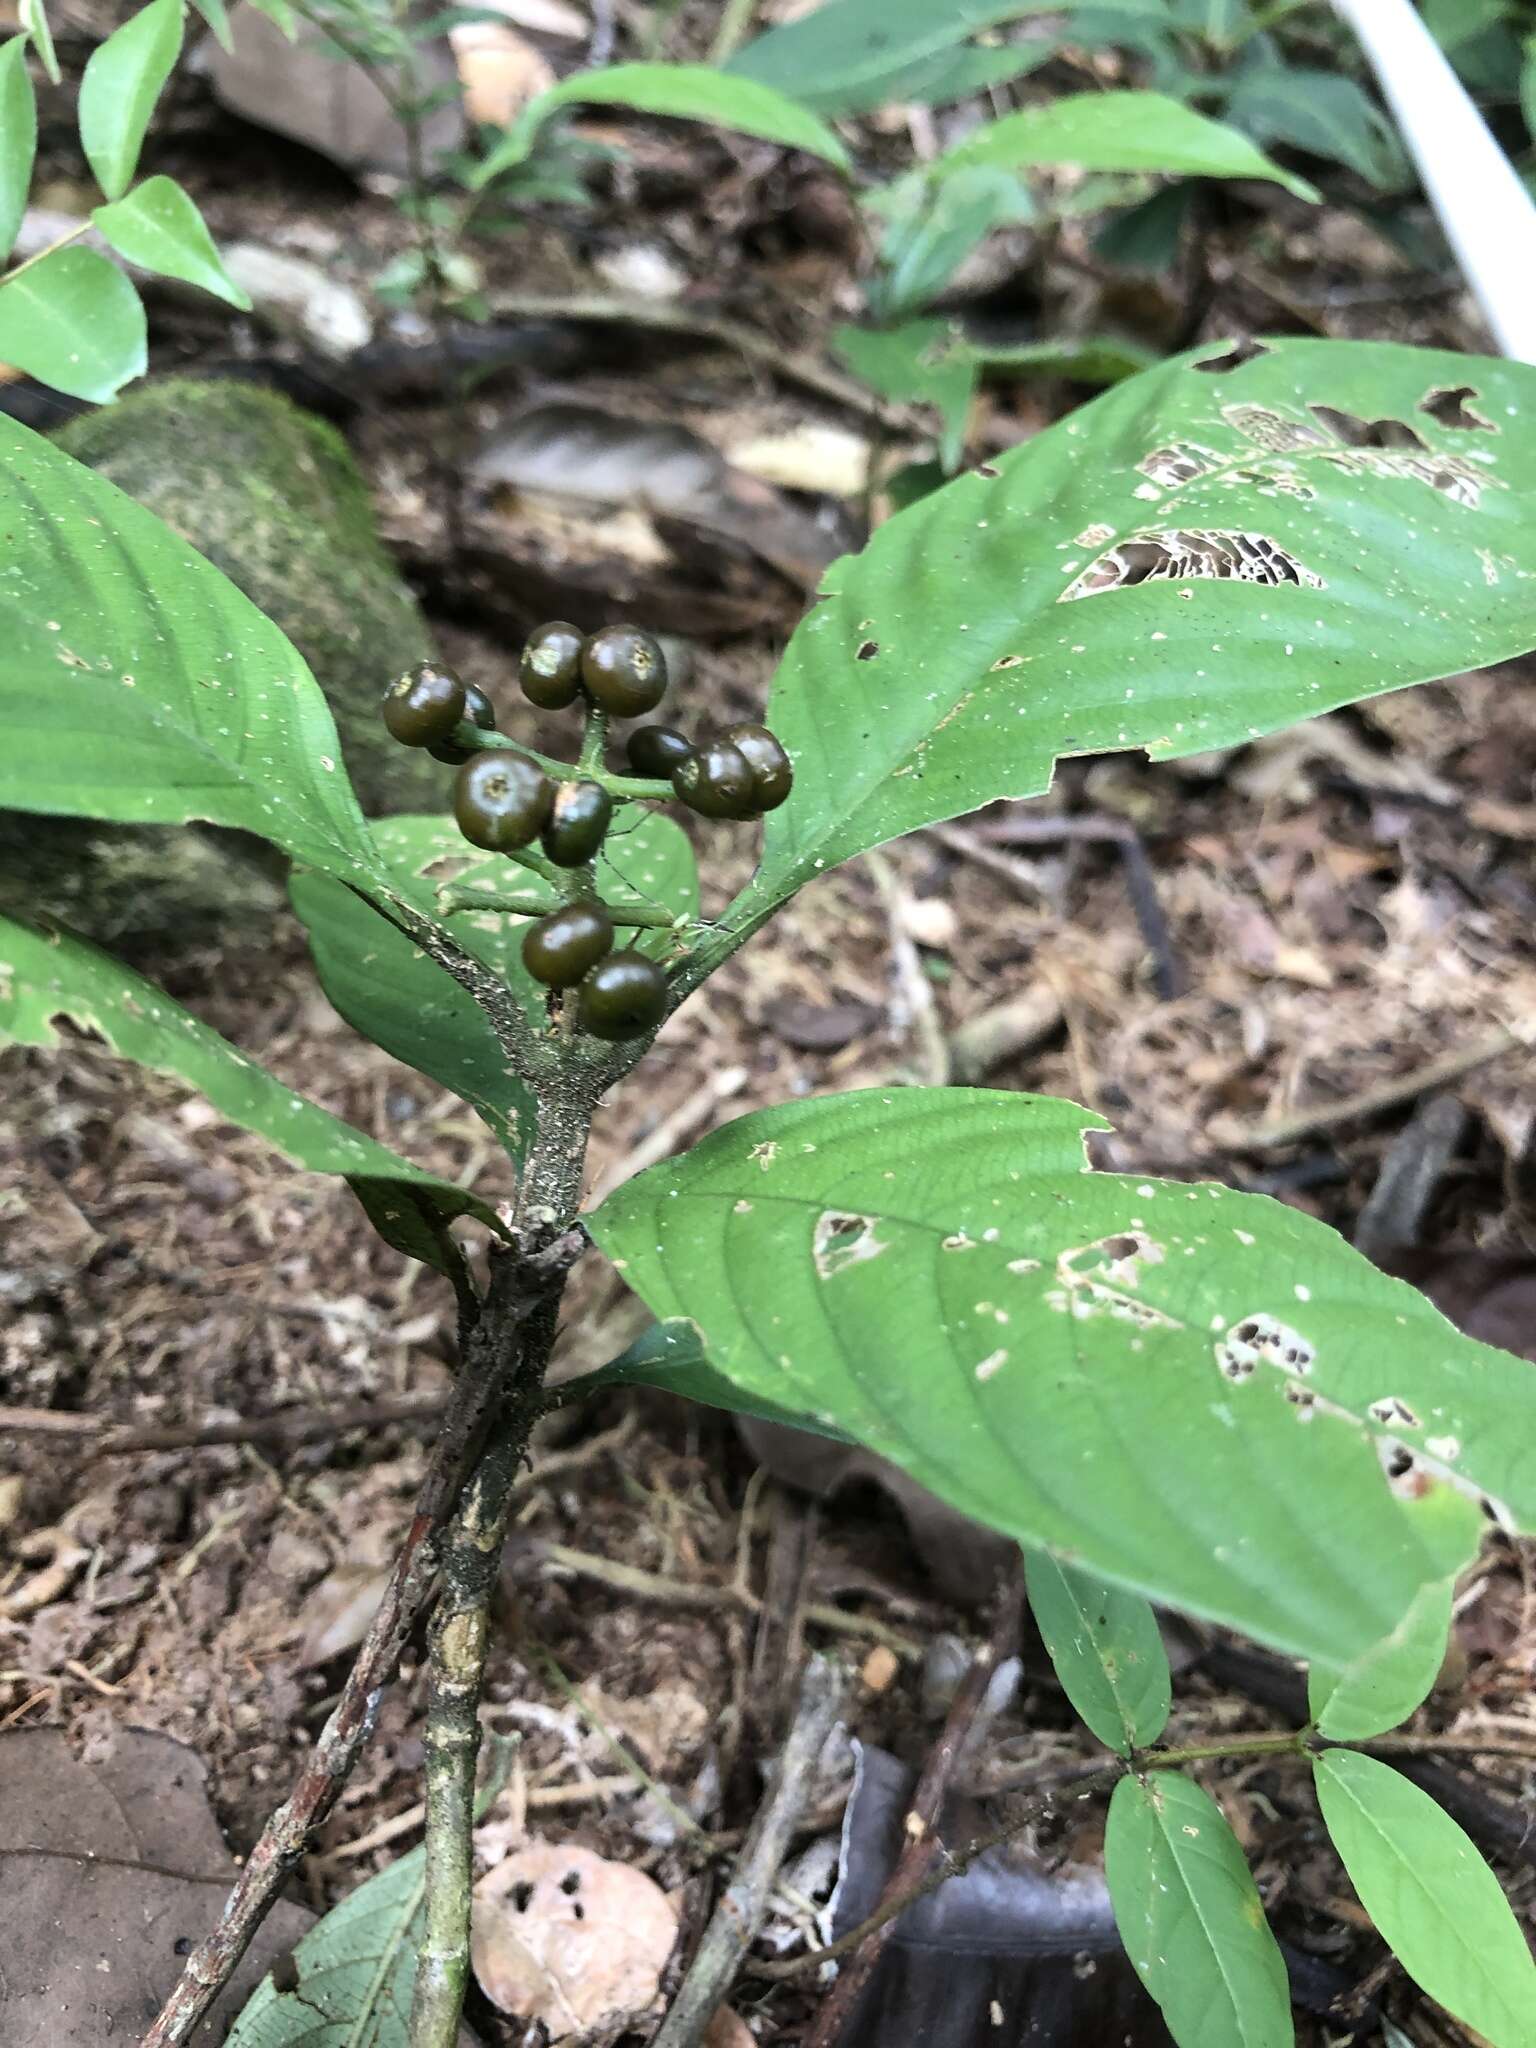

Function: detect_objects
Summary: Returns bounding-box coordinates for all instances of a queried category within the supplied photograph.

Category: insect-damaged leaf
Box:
[0,913,500,1273]
[586,1089,1536,1667]
[738,338,1536,926]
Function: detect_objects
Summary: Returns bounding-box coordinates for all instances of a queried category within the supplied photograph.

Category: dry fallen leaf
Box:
[705,2010,756,2047]
[471,1841,677,2036]
[449,22,554,129]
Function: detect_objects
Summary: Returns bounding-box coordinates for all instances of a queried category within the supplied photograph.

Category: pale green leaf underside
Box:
[588,1089,1533,1665]
[1307,1577,1452,1741]
[473,61,849,187]
[1314,1751,1536,2048]
[934,91,1317,199]
[93,174,253,308]
[0,913,498,1271]
[743,338,1536,921]
[227,1839,427,2045]
[0,413,378,878]
[0,246,145,401]
[1024,1551,1171,1753]
[1106,1772,1294,2048]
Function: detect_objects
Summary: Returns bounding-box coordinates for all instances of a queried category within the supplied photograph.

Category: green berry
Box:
[522,902,614,988]
[581,626,667,718]
[721,722,793,813]
[520,622,585,709]
[542,778,613,868]
[383,662,465,747]
[672,738,756,820]
[453,751,553,852]
[626,724,693,778]
[428,680,499,764]
[577,950,668,1042]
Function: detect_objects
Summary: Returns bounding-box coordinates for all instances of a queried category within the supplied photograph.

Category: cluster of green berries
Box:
[381,622,792,1042]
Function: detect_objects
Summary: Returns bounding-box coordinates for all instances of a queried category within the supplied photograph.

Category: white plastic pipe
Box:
[1330,0,1536,362]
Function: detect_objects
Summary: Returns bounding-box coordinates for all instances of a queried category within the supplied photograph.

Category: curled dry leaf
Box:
[471,1841,677,2037]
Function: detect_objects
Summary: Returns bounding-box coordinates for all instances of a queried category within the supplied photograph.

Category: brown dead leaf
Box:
[296,1562,391,1667]
[449,22,554,128]
[705,2010,756,2048]
[0,1728,311,2046]
[472,1841,677,2035]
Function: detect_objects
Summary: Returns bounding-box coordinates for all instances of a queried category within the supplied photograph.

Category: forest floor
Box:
[2,7,1535,2045]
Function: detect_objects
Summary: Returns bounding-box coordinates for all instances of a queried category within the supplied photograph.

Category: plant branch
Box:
[453,726,672,803]
[0,219,91,286]
[139,1212,587,2047]
[651,1654,846,2048]
[437,883,679,928]
[409,1418,531,2046]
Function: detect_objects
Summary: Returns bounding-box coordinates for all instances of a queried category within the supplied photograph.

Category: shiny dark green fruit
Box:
[580,626,667,717]
[626,724,693,778]
[520,622,585,709]
[383,662,465,747]
[428,680,499,764]
[542,778,613,867]
[577,950,668,1042]
[522,902,614,988]
[672,739,756,820]
[453,751,553,852]
[721,722,793,812]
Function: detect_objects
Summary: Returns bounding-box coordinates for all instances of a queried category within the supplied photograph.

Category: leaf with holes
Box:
[471,61,849,188]
[0,914,500,1273]
[1307,1576,1452,1741]
[1314,1751,1536,2048]
[92,174,252,307]
[290,805,696,1162]
[0,412,379,879]
[731,337,1536,928]
[0,246,146,401]
[1106,1772,1294,2048]
[587,1089,1536,1666]
[1024,1552,1170,1754]
[77,0,183,201]
[0,36,36,263]
[933,91,1317,198]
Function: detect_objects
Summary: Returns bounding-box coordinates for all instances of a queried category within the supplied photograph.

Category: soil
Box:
[2,11,1534,2046]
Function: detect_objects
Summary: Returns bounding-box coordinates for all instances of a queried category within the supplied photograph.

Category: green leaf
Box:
[729,0,1059,117]
[1523,34,1536,143]
[1024,1552,1170,1753]
[587,1088,1536,1666]
[0,913,499,1272]
[1307,1578,1452,1741]
[471,61,850,190]
[738,337,1536,924]
[0,412,379,878]
[78,0,184,202]
[92,174,252,307]
[226,1838,428,2043]
[0,37,37,264]
[866,163,1035,320]
[1313,1751,1536,2048]
[0,245,146,401]
[191,0,233,51]
[1106,1771,1294,2048]
[18,0,58,84]
[933,91,1318,200]
[584,1317,860,1443]
[290,805,697,1163]
[1224,65,1407,191]
[833,321,979,471]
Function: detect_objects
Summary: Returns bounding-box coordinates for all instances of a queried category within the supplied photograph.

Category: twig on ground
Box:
[584,1065,750,1208]
[651,1655,846,2048]
[140,1227,584,2048]
[800,1572,1023,2047]
[0,1393,451,1454]
[536,1540,923,1662]
[1246,1026,1521,1149]
[947,984,1065,1084]
[868,851,950,1086]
